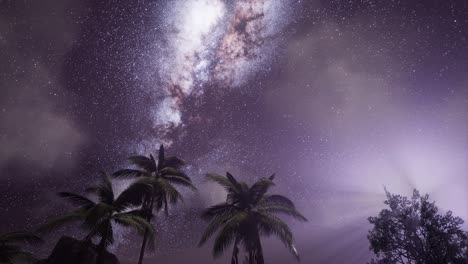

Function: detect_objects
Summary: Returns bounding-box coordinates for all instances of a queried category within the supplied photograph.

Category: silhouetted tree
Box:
[368,189,468,264]
[198,172,307,264]
[38,173,155,264]
[0,231,42,263]
[113,145,195,264]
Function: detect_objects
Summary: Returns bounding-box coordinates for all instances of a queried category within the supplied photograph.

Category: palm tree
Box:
[0,231,42,263]
[113,145,195,264]
[37,173,155,264]
[198,172,307,264]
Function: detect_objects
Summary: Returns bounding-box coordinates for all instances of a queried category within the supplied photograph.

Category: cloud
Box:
[0,0,86,171]
[265,21,468,227]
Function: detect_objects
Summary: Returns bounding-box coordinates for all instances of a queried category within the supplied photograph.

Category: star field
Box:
[1,0,468,263]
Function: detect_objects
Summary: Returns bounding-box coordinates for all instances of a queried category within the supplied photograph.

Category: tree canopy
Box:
[37,174,155,264]
[113,145,195,264]
[199,172,307,264]
[0,231,42,264]
[368,189,468,264]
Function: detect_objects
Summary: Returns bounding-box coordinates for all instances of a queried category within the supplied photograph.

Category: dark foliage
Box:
[199,172,307,264]
[112,145,195,264]
[0,231,42,263]
[368,189,468,264]
[38,174,154,264]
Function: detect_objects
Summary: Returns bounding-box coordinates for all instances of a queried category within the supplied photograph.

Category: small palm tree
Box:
[198,172,307,264]
[113,145,195,264]
[0,231,42,263]
[38,173,155,264]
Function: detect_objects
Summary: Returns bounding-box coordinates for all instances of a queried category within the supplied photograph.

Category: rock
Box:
[38,236,119,264]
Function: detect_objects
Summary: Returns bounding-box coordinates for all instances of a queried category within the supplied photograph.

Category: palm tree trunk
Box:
[254,236,264,264]
[246,231,263,264]
[96,238,106,264]
[231,236,240,264]
[137,195,155,264]
[243,226,264,264]
[248,250,254,264]
[137,228,150,264]
[96,222,110,264]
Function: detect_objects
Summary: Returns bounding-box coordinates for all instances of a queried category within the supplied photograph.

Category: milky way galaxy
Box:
[150,0,291,145]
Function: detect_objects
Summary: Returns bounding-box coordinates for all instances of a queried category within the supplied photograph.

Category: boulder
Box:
[38,236,119,264]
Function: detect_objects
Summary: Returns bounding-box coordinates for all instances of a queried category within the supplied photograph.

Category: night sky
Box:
[1,0,468,263]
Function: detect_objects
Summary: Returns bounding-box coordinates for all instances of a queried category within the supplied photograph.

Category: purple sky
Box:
[1,0,468,263]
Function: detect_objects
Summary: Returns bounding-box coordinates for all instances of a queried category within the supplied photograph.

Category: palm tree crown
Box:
[113,145,195,214]
[199,172,307,264]
[37,173,155,264]
[112,145,195,264]
[0,231,42,264]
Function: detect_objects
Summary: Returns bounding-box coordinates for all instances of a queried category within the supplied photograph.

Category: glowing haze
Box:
[1,1,467,264]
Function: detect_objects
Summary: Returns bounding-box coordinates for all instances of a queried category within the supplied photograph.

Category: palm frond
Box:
[257,212,298,259]
[84,185,100,194]
[96,172,114,204]
[0,243,20,263]
[154,188,181,214]
[268,174,276,181]
[201,203,238,221]
[199,204,238,246]
[83,203,112,229]
[206,173,239,193]
[213,212,248,257]
[159,167,187,178]
[129,155,156,172]
[155,179,183,205]
[258,194,296,208]
[36,210,86,234]
[113,212,156,250]
[163,156,185,169]
[154,194,165,213]
[157,145,165,171]
[200,170,303,262]
[85,219,114,247]
[57,192,96,210]
[257,205,307,221]
[98,220,114,247]
[0,232,42,245]
[165,183,182,204]
[161,174,196,190]
[1,249,38,263]
[249,176,275,205]
[113,178,154,212]
[120,209,149,218]
[226,172,242,192]
[112,169,148,179]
